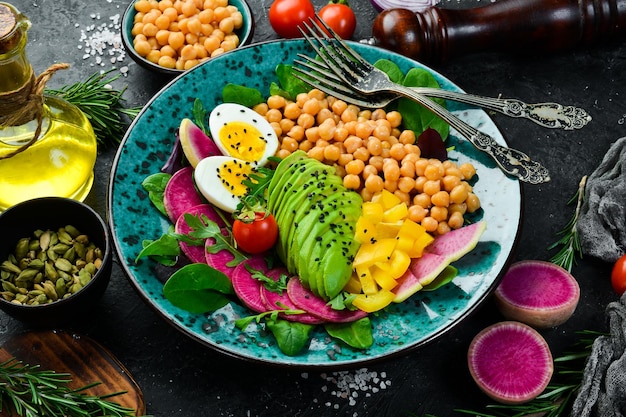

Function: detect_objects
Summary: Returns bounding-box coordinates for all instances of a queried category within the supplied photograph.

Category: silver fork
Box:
[292,55,591,131]
[297,18,551,185]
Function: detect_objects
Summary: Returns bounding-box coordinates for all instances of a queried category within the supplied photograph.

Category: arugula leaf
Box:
[222,83,265,108]
[325,317,374,349]
[183,213,247,267]
[245,263,288,294]
[163,263,234,314]
[141,172,171,217]
[265,317,314,356]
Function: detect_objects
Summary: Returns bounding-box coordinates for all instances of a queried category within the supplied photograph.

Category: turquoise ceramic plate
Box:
[108,39,522,368]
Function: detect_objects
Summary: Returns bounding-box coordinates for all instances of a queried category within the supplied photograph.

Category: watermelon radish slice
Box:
[425,220,486,260]
[260,270,324,325]
[204,234,237,276]
[468,321,553,405]
[174,204,222,264]
[230,257,271,313]
[163,166,204,223]
[179,118,221,168]
[494,260,580,328]
[287,277,367,323]
[393,221,486,303]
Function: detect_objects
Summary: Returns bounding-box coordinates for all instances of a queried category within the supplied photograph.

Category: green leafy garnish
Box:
[245,263,288,294]
[373,59,450,140]
[135,227,181,266]
[183,213,247,267]
[222,83,265,108]
[192,98,209,135]
[141,172,171,218]
[163,263,234,314]
[324,317,374,349]
[265,317,315,356]
[548,175,586,272]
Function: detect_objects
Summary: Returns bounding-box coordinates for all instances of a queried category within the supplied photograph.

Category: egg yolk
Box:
[217,159,252,197]
[218,121,267,162]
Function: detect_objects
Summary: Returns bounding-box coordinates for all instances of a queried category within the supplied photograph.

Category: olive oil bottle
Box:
[0,2,97,211]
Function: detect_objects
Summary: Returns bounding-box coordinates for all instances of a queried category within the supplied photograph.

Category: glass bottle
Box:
[0,2,97,211]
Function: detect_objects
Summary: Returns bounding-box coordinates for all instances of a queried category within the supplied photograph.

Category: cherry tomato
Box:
[318,0,357,39]
[269,0,316,39]
[611,254,626,296]
[233,212,279,254]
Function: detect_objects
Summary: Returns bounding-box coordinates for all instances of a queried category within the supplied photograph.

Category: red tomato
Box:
[611,254,626,296]
[233,212,279,254]
[318,1,357,39]
[269,0,316,39]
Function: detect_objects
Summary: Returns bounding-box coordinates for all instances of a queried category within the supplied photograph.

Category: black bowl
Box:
[121,0,255,76]
[0,197,112,327]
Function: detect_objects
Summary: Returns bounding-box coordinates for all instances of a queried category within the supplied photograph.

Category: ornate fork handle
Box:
[396,85,551,184]
[418,88,592,130]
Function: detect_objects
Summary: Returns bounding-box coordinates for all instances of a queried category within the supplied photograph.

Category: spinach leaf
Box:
[266,317,314,356]
[141,172,171,217]
[373,59,404,84]
[275,63,311,100]
[325,317,374,349]
[135,227,181,265]
[163,263,234,314]
[422,265,458,291]
[399,67,450,140]
[222,83,265,107]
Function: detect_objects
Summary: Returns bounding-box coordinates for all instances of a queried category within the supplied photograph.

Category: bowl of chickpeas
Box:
[121,0,254,75]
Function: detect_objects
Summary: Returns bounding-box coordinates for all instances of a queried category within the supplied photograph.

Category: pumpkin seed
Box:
[0,225,105,306]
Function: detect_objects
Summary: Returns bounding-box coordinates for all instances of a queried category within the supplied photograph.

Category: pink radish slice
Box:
[163,166,204,223]
[468,321,553,405]
[230,257,270,313]
[174,204,222,263]
[205,236,237,276]
[261,270,324,325]
[494,260,580,328]
[287,277,367,323]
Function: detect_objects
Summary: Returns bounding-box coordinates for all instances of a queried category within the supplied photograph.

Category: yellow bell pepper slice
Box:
[352,289,396,313]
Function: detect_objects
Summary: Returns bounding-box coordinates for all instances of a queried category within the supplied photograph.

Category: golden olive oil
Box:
[0,95,97,211]
[0,3,97,211]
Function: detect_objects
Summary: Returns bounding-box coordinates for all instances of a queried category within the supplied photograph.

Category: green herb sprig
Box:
[548,175,587,272]
[46,70,142,149]
[0,357,148,417]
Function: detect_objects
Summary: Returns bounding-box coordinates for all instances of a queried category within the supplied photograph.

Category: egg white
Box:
[209,102,279,166]
[194,155,254,213]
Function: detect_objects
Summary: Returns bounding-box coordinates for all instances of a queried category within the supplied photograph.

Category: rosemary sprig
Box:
[548,175,587,272]
[0,357,148,417]
[453,330,603,417]
[46,70,142,149]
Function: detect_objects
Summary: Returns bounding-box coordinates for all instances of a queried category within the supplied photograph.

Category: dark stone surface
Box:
[2,0,620,415]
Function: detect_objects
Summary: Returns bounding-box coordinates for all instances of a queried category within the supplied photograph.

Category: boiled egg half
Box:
[194,103,279,213]
[209,103,278,166]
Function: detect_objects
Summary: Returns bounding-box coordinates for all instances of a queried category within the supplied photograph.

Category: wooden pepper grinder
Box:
[372,0,626,64]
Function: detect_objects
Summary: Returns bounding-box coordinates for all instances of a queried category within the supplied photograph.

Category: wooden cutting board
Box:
[0,330,146,416]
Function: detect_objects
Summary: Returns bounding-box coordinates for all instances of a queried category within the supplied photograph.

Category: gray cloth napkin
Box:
[576,137,626,263]
[571,292,626,417]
